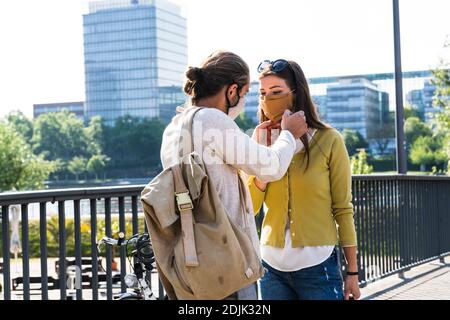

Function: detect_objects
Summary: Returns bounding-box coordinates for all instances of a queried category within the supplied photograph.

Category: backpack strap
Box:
[178,106,204,157]
[172,164,199,267]
[173,106,204,267]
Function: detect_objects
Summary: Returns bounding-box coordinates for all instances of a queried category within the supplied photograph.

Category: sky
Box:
[0,0,449,118]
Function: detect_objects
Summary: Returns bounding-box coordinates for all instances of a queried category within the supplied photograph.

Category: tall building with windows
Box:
[406,80,439,122]
[83,0,188,125]
[326,77,389,141]
[33,102,85,120]
[406,88,426,120]
[244,81,261,122]
[423,80,439,123]
[312,95,328,121]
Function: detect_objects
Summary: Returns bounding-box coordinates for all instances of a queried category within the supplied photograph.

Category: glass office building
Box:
[244,81,261,123]
[423,80,439,123]
[83,0,188,125]
[325,77,390,141]
[33,102,85,121]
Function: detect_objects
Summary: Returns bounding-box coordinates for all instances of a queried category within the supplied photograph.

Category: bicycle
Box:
[97,232,158,300]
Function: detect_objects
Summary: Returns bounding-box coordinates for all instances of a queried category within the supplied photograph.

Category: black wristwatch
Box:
[346,271,359,276]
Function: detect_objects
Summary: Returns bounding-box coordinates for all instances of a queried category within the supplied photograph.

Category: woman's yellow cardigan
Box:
[248,128,357,248]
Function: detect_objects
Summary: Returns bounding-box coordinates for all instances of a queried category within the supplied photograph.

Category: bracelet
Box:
[346,271,359,276]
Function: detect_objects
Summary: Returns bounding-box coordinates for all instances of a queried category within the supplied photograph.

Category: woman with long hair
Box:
[248,59,361,300]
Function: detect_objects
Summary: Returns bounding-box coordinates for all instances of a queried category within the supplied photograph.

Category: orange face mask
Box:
[259,92,295,122]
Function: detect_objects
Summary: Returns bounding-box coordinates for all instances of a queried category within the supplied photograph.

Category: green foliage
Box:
[0,122,56,192]
[85,116,103,155]
[404,117,433,149]
[404,104,422,120]
[32,110,90,162]
[87,154,109,180]
[410,135,449,171]
[235,112,257,133]
[371,121,395,156]
[67,156,87,181]
[30,109,109,179]
[1,109,168,188]
[351,149,374,174]
[342,129,369,156]
[5,111,33,143]
[429,39,450,173]
[102,115,165,175]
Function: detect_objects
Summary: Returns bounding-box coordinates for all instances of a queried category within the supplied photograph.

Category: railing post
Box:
[1,205,11,300]
[39,202,49,299]
[132,195,138,235]
[118,197,127,293]
[90,199,99,300]
[74,200,83,300]
[104,198,113,300]
[21,204,30,300]
[398,178,408,279]
[58,201,67,300]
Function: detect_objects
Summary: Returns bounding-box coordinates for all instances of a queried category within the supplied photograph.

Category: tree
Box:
[32,110,90,162]
[410,136,448,172]
[67,156,87,181]
[235,113,257,133]
[350,149,374,174]
[103,115,165,176]
[432,70,450,134]
[0,123,56,192]
[342,129,369,156]
[431,36,450,173]
[404,104,421,120]
[85,116,103,156]
[5,111,33,143]
[404,117,432,150]
[372,124,395,156]
[87,154,109,180]
[32,110,108,179]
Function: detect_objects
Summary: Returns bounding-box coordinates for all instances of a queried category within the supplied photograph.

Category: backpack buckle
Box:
[175,191,194,211]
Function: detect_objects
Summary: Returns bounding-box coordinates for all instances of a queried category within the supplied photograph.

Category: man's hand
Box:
[281,110,308,139]
[252,120,281,145]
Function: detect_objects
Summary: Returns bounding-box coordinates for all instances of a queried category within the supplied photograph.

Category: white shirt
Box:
[260,129,335,272]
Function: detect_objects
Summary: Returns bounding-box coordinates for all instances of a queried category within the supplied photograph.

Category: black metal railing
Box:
[1,175,450,299]
[351,175,450,286]
[0,186,160,300]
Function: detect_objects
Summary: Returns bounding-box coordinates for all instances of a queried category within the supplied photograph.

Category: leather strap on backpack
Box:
[172,164,199,267]
[172,106,204,267]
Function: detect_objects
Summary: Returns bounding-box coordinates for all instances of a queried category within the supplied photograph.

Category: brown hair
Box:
[259,60,330,170]
[184,51,250,104]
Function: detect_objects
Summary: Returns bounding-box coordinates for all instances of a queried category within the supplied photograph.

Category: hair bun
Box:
[186,66,203,81]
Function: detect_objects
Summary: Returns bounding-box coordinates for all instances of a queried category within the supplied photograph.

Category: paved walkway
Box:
[3,256,450,300]
[360,255,450,300]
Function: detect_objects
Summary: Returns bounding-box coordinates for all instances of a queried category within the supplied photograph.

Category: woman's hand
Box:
[344,275,361,300]
[254,177,267,192]
[342,246,361,300]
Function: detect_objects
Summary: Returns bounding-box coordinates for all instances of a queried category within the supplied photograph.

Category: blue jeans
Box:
[259,248,344,300]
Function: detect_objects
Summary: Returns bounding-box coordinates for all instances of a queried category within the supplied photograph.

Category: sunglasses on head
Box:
[257,59,290,73]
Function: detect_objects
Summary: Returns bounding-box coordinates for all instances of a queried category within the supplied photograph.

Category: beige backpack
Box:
[141,107,264,300]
